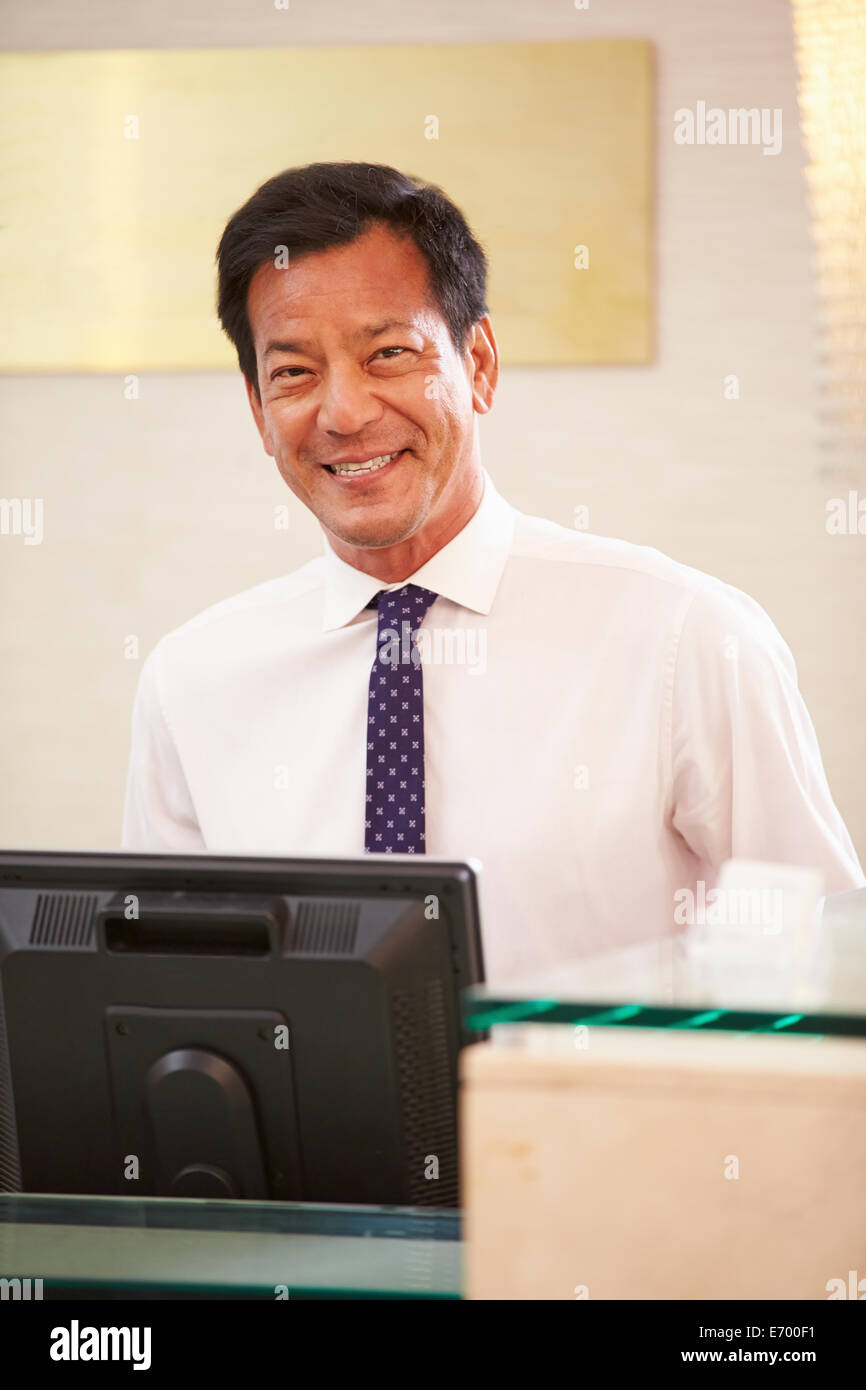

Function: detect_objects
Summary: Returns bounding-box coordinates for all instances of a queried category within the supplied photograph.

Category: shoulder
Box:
[508,506,731,605]
[147,554,326,672]
[506,503,789,653]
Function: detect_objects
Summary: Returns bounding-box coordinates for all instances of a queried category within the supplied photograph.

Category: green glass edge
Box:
[461,997,866,1037]
[38,1275,460,1300]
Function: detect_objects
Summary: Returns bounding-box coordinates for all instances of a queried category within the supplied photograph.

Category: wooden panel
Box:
[0,41,653,370]
[462,1028,866,1299]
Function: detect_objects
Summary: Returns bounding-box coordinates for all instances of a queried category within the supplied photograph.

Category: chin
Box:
[329,513,417,550]
[325,497,419,544]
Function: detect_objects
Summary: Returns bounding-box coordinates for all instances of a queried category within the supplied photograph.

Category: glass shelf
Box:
[463,891,866,1038]
[0,1193,461,1299]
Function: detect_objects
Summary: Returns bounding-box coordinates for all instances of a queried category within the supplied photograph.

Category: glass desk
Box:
[3,895,862,1302]
[462,890,866,1038]
[0,1194,461,1299]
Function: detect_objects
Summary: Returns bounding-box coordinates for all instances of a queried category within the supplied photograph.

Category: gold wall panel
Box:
[0,42,653,370]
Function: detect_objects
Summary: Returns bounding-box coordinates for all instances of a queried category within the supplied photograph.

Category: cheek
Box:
[263,404,302,455]
[417,379,463,438]
[435,367,473,419]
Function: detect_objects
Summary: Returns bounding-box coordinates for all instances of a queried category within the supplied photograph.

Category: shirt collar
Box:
[320,467,515,631]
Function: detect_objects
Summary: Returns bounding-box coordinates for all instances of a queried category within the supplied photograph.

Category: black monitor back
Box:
[0,852,484,1207]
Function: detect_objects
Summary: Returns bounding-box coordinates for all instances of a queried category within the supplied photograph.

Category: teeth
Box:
[330,452,400,476]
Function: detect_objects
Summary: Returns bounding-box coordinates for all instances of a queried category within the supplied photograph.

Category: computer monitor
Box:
[0,851,484,1208]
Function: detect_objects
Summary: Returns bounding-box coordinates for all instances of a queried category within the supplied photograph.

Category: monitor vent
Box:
[290,900,359,955]
[391,979,458,1207]
[0,985,22,1190]
[30,893,97,948]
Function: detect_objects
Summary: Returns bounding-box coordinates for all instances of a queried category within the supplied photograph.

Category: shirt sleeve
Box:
[669,580,865,893]
[121,643,206,851]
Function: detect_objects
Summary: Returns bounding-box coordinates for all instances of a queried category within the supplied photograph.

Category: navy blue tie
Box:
[364,584,438,854]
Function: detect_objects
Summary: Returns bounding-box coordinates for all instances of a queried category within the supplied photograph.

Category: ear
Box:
[245,374,274,457]
[466,316,499,414]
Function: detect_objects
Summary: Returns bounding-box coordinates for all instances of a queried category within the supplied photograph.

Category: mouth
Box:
[323,449,407,482]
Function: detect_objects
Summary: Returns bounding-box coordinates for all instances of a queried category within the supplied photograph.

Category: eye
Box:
[273,366,309,379]
[374,347,408,360]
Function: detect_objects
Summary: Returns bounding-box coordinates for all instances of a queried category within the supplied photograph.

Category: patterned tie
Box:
[364,583,438,854]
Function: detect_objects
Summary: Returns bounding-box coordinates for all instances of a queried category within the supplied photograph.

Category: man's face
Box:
[245,222,496,561]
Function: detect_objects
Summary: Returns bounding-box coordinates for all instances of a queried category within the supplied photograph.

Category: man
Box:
[122,161,863,984]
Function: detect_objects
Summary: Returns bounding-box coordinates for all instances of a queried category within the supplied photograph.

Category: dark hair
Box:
[216,161,489,395]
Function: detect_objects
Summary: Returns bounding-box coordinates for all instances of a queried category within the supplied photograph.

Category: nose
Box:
[316,362,384,437]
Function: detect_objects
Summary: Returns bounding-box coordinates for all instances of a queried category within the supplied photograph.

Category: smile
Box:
[325,450,406,478]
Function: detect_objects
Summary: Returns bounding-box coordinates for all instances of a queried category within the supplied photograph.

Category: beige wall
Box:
[1,0,863,862]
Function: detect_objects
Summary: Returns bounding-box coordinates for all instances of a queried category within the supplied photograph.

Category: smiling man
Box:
[122,161,864,983]
[243,217,488,580]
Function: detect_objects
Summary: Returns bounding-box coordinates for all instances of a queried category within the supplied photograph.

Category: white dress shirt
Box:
[122,468,864,983]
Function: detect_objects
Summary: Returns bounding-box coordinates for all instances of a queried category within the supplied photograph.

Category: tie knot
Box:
[368,583,438,622]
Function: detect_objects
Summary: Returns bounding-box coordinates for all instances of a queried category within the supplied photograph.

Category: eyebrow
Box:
[263,320,418,359]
